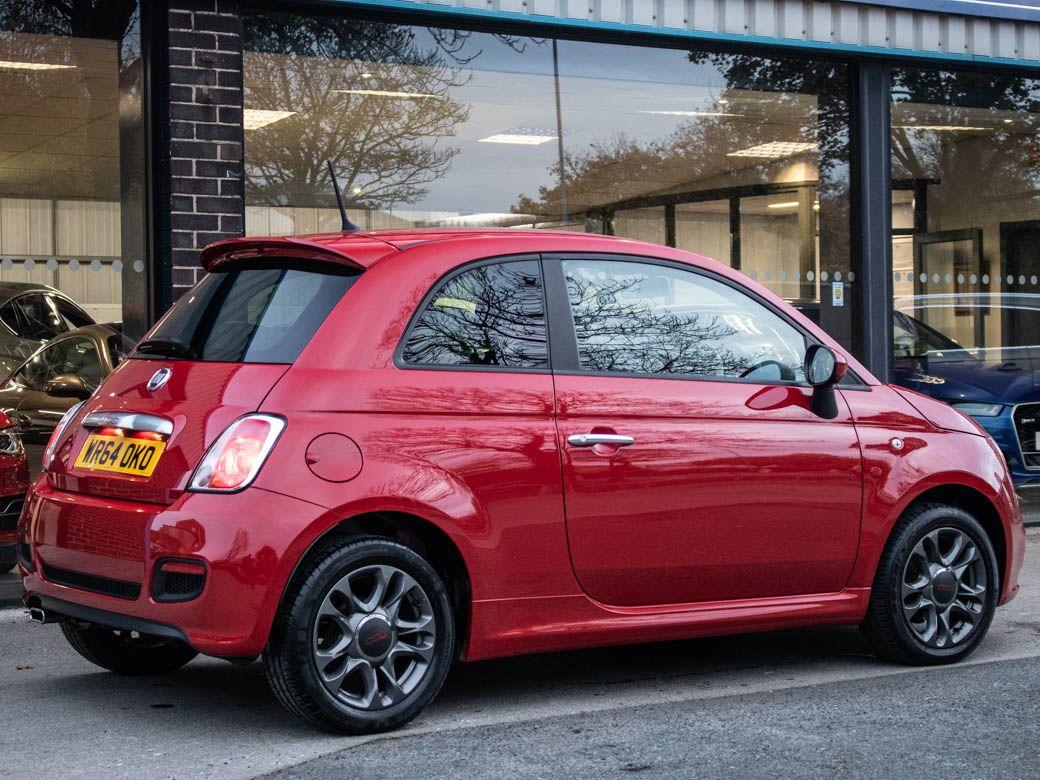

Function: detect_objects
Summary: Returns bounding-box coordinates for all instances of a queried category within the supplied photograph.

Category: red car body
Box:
[0,410,30,571]
[19,230,1025,663]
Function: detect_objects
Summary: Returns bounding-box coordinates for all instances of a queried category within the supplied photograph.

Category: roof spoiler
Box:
[200,236,389,272]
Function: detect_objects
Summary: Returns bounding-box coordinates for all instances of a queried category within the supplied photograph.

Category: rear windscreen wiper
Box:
[135,338,194,359]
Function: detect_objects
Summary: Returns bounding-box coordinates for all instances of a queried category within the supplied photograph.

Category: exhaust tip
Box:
[28,606,46,623]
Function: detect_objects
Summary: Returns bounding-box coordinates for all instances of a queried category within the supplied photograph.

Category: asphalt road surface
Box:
[0,532,1037,779]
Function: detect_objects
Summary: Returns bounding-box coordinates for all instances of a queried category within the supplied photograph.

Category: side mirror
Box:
[45,374,91,400]
[804,345,848,419]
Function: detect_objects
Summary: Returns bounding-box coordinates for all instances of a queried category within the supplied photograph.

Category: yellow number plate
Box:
[73,434,167,477]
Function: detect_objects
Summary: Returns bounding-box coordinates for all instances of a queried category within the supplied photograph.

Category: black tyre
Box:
[59,621,198,675]
[862,502,999,665]
[264,537,455,734]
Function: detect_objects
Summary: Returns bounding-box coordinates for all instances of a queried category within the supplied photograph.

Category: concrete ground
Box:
[0,532,1037,779]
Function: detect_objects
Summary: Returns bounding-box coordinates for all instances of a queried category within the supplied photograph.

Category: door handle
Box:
[567,433,635,448]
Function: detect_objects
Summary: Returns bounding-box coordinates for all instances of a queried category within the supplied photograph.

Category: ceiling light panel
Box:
[0,60,76,71]
[727,141,817,158]
[639,110,739,117]
[892,124,989,132]
[478,127,558,145]
[243,109,296,130]
[335,88,444,99]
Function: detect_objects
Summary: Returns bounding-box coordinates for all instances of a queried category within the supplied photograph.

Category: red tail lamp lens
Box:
[209,418,270,490]
[189,415,284,492]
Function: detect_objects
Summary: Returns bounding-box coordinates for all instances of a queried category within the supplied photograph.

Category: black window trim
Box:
[543,252,868,390]
[393,253,553,374]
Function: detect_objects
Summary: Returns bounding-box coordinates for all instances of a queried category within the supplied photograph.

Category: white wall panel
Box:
[460,0,1040,63]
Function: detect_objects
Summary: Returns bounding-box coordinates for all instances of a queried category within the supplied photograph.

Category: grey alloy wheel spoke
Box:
[390,636,435,665]
[312,562,438,711]
[356,659,379,709]
[936,606,953,647]
[377,658,407,706]
[321,655,365,693]
[940,532,966,567]
[316,595,354,635]
[352,565,393,614]
[901,526,988,649]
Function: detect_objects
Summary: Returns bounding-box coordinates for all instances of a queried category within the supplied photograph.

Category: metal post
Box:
[851,63,893,382]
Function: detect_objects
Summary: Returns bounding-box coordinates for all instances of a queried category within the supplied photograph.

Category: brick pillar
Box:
[157,0,245,307]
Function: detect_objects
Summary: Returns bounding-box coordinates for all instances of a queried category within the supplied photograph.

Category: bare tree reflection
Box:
[891,69,1040,199]
[566,273,758,376]
[402,262,548,367]
[513,57,847,225]
[244,16,470,209]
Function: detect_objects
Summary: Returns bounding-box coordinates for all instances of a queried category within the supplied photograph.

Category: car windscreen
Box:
[135,264,358,364]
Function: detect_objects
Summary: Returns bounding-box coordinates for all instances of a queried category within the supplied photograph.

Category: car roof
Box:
[0,281,62,302]
[200,228,684,272]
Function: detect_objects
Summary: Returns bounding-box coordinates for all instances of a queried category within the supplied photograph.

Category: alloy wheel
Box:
[901,527,988,649]
[311,564,437,710]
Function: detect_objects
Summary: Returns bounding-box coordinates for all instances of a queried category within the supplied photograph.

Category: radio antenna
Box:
[326,159,360,232]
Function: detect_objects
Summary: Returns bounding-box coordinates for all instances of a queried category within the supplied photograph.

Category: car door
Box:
[13,335,101,433]
[547,255,863,607]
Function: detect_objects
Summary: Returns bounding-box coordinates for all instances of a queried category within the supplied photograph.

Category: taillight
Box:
[188,414,285,493]
[42,402,84,470]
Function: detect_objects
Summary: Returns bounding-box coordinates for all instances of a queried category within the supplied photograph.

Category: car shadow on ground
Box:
[13,622,875,743]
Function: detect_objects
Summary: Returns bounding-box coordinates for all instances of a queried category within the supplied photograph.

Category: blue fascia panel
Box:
[307,0,1040,70]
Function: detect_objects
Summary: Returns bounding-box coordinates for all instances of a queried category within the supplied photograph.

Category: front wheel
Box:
[264,537,455,734]
[60,621,198,675]
[862,503,999,665]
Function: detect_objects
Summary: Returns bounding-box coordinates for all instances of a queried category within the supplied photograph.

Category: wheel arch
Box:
[900,483,1007,595]
[273,509,473,658]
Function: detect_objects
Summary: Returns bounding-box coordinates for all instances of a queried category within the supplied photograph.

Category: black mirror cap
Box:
[804,344,848,388]
[804,345,849,420]
[45,375,90,399]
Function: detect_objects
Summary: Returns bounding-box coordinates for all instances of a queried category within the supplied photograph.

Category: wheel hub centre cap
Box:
[355,614,394,661]
[930,568,958,606]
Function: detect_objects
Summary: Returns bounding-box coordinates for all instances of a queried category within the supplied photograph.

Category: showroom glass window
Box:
[241,10,858,356]
[0,1,147,349]
[890,67,1040,476]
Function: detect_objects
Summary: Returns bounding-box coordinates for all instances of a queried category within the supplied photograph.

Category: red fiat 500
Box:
[19,230,1025,733]
[0,410,29,573]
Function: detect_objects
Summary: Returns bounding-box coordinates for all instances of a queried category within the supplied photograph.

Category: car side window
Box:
[562,259,808,382]
[0,300,23,335]
[15,294,63,341]
[51,296,93,330]
[20,337,102,391]
[402,259,549,369]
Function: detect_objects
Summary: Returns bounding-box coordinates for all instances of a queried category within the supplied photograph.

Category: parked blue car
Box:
[893,293,1039,520]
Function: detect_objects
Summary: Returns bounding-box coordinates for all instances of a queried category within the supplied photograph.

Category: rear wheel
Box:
[862,503,999,665]
[59,621,198,675]
[265,537,454,734]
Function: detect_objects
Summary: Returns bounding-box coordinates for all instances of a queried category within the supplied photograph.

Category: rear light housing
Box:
[42,401,84,471]
[188,414,285,493]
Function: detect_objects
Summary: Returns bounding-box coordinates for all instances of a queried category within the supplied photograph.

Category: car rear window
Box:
[137,264,357,364]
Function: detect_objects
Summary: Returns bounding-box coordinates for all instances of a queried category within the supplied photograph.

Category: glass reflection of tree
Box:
[567,275,752,376]
[404,264,548,367]
[513,55,847,224]
[244,17,470,210]
[891,69,1040,201]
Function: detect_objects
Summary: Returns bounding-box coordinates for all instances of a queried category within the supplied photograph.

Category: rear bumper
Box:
[19,477,333,657]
